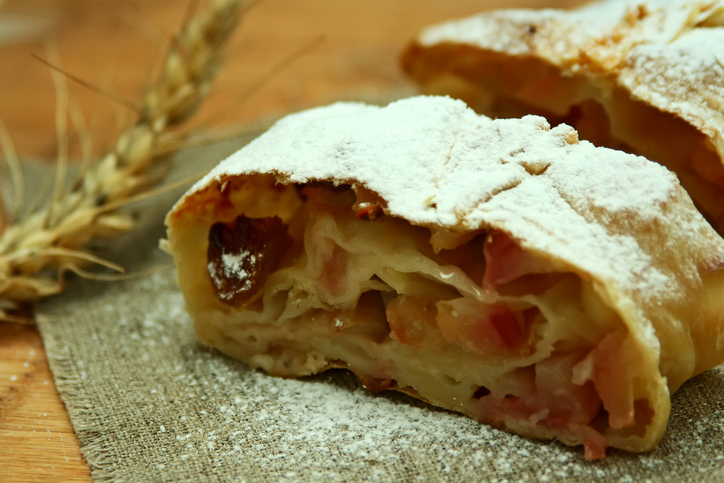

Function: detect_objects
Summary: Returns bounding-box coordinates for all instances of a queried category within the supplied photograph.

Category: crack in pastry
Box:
[401,0,724,233]
[165,96,724,460]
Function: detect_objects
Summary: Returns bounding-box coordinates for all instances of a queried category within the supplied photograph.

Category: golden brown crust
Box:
[402,0,724,232]
[166,96,724,459]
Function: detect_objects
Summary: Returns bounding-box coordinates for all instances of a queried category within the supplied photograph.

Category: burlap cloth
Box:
[32,135,724,482]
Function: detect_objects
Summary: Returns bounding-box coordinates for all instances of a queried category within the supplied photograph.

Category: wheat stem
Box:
[32,54,144,115]
[68,101,94,179]
[47,41,70,230]
[0,0,246,321]
[0,119,24,222]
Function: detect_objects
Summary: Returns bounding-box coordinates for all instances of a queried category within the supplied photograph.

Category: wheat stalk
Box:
[0,0,247,322]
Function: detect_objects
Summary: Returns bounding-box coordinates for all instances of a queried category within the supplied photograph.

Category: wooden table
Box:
[0,0,584,480]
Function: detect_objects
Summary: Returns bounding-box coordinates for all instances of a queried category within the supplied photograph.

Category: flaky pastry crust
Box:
[166,97,724,459]
[402,0,724,232]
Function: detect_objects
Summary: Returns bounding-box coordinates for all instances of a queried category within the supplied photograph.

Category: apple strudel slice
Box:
[165,96,724,460]
[401,0,724,233]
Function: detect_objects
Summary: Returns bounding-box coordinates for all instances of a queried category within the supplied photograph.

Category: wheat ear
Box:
[0,0,246,321]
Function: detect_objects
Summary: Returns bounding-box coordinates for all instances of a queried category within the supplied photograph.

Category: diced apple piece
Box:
[436,298,533,353]
[535,352,602,428]
[573,331,636,430]
[386,295,446,351]
[306,216,349,298]
[483,230,554,291]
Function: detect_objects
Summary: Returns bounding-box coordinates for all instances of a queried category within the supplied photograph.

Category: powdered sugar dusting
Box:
[418,1,628,61]
[222,251,256,277]
[207,250,257,299]
[414,0,714,64]
[620,27,724,138]
[174,96,720,303]
[409,0,724,165]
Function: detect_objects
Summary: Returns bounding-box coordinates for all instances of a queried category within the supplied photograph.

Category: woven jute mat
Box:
[34,136,724,482]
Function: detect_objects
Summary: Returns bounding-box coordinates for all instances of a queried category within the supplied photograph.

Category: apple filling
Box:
[184,177,656,459]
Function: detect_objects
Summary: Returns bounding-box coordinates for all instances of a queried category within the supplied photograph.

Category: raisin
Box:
[355,204,384,221]
[207,215,292,307]
[473,386,491,399]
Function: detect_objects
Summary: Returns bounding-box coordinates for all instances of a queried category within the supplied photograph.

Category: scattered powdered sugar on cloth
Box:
[38,261,724,482]
[34,101,724,481]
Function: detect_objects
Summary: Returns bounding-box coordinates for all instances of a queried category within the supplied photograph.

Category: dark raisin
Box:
[355,204,384,221]
[207,215,292,307]
[473,386,491,399]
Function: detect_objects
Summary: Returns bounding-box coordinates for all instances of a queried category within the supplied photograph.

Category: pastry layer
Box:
[166,97,724,460]
[401,0,724,232]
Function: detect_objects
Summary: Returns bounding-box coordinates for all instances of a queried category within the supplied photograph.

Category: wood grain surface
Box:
[0,0,585,480]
